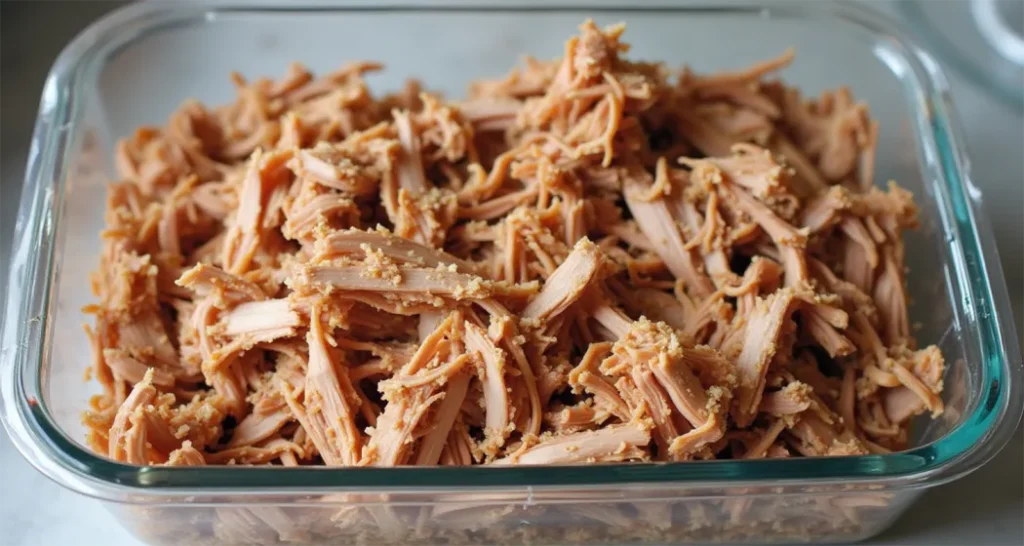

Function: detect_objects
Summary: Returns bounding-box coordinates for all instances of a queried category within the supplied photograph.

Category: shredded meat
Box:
[85,20,943,466]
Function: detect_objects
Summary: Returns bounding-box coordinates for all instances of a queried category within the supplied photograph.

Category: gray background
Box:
[0,1,1020,545]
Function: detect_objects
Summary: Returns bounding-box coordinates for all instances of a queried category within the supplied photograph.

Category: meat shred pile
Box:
[84,21,944,467]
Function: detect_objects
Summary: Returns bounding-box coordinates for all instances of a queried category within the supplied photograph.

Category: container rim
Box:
[1,0,1020,502]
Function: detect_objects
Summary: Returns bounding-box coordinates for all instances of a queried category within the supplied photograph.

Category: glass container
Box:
[2,2,1021,544]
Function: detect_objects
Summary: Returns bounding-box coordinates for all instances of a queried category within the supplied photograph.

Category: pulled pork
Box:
[84,21,942,467]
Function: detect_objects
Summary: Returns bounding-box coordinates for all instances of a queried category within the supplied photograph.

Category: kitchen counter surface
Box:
[1,2,1020,545]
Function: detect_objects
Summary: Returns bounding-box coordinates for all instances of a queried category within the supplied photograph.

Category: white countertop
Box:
[1,2,1021,545]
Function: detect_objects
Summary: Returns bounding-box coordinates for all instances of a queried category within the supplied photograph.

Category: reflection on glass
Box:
[972,0,1024,66]
[902,0,1024,107]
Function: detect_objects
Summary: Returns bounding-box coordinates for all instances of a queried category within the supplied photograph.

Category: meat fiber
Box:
[86,20,943,467]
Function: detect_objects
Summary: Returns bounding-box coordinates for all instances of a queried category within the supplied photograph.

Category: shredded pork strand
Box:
[85,20,943,468]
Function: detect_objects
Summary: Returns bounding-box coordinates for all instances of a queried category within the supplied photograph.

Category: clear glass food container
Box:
[2,2,1021,545]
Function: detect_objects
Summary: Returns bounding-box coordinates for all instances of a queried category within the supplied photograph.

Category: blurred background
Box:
[2,2,128,273]
[0,2,1021,545]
